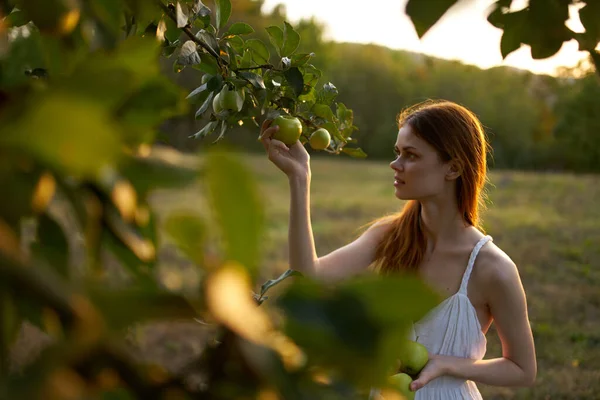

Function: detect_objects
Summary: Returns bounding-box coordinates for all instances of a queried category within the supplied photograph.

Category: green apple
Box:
[309,128,331,150]
[388,373,415,400]
[271,115,303,146]
[212,86,245,114]
[398,341,429,376]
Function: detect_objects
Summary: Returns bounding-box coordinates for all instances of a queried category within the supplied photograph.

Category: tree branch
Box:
[234,65,280,72]
[156,1,228,67]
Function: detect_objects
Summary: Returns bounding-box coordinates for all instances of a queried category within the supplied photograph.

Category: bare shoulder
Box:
[475,240,522,289]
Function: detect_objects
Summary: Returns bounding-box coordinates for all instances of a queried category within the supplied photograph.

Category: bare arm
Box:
[260,119,389,282]
[453,257,537,386]
[289,172,390,281]
[411,256,537,390]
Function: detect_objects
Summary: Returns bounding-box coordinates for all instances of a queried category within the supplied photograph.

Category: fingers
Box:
[269,139,289,153]
[410,374,427,391]
[259,126,279,151]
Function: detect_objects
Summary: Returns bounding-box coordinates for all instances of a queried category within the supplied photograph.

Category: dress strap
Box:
[459,235,493,294]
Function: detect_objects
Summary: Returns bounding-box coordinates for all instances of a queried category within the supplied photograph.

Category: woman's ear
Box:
[445,160,462,180]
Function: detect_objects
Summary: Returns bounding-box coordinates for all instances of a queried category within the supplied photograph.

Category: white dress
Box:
[371,235,493,400]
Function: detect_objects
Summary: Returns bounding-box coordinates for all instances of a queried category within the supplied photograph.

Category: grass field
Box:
[11,152,600,399]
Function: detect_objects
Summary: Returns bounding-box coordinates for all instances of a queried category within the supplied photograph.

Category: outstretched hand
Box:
[259,119,310,178]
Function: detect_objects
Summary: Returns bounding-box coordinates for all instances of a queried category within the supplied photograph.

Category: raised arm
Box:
[260,120,390,282]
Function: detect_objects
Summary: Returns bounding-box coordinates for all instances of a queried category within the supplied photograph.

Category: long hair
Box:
[371,100,491,275]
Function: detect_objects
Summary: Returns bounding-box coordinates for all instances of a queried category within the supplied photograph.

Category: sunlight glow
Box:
[262,0,591,76]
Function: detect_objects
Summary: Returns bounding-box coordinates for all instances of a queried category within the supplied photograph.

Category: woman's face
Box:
[389,124,452,201]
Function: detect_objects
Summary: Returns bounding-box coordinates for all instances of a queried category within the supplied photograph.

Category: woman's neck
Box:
[419,199,469,250]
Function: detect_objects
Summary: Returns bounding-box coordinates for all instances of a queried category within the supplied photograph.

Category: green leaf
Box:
[342,147,368,159]
[246,38,270,65]
[291,52,315,67]
[336,102,353,128]
[260,269,302,297]
[187,83,209,100]
[524,0,571,59]
[316,82,339,106]
[190,0,211,18]
[405,0,458,38]
[177,40,201,65]
[192,119,219,138]
[266,25,284,55]
[175,1,189,28]
[500,25,522,59]
[194,52,219,75]
[212,119,228,143]
[224,34,245,53]
[238,71,266,89]
[580,2,600,43]
[224,22,254,37]
[529,35,566,60]
[6,9,29,27]
[322,121,342,143]
[204,150,264,281]
[283,66,304,97]
[298,87,316,106]
[164,14,182,43]
[0,91,121,178]
[196,29,220,53]
[31,213,69,279]
[277,275,440,387]
[164,213,205,265]
[118,78,188,145]
[300,64,322,87]
[214,0,231,31]
[282,21,300,57]
[312,103,335,121]
[196,29,219,55]
[239,48,254,68]
[196,91,215,118]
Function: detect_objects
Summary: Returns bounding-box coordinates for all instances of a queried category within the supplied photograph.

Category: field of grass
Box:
[11,152,600,399]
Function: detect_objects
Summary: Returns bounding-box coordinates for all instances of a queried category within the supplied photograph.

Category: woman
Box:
[259,100,537,399]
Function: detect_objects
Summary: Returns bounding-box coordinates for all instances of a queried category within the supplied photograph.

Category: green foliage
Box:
[0,0,434,399]
[406,0,600,75]
[1,0,596,397]
[160,1,364,156]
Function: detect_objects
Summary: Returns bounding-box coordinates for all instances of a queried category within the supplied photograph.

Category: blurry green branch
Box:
[156,0,225,65]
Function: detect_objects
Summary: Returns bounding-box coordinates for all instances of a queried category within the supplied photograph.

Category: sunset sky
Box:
[261,0,592,76]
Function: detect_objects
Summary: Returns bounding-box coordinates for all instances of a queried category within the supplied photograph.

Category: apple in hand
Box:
[309,128,331,150]
[271,115,303,146]
[398,340,429,376]
[388,373,415,400]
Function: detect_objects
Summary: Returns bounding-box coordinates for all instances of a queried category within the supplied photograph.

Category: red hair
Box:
[371,100,491,274]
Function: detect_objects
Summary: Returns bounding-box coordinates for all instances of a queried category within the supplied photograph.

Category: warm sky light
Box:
[261,0,592,76]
